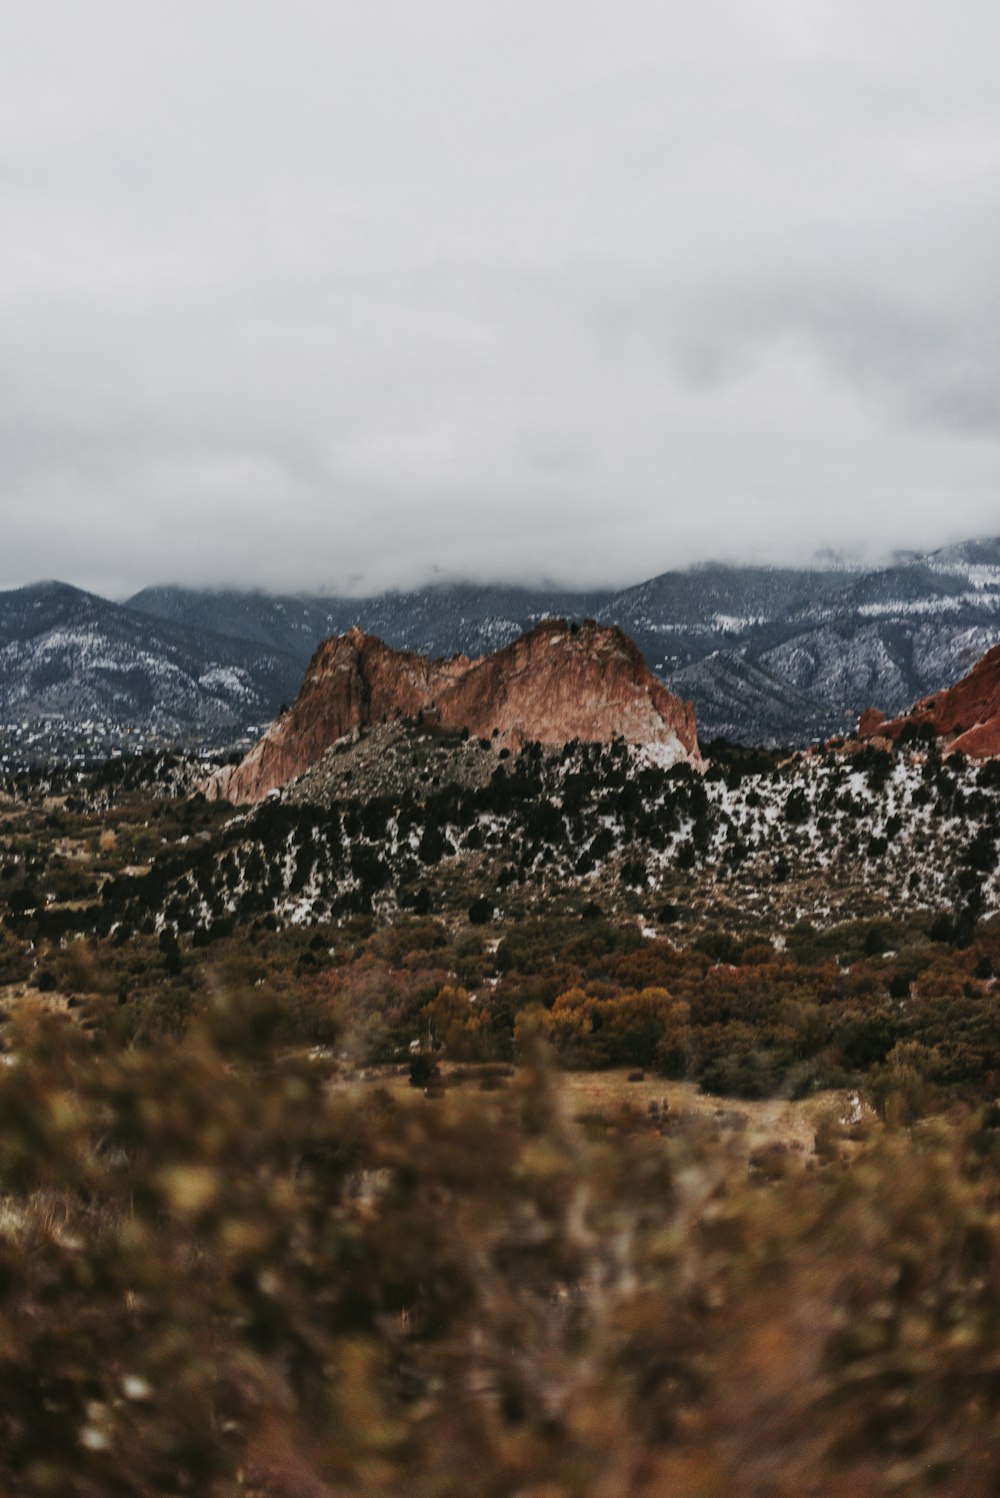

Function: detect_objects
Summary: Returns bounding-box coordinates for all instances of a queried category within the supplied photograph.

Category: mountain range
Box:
[3,536,1000,747]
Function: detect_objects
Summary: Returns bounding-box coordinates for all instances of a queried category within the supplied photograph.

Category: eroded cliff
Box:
[209,619,701,803]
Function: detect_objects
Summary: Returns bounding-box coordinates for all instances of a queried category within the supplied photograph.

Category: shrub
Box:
[468,896,495,926]
[408,1050,441,1087]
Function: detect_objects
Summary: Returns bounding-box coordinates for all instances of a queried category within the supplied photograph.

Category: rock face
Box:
[209,619,702,803]
[858,643,1000,757]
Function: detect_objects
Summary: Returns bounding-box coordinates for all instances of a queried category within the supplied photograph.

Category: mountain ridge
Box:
[0,580,298,737]
[3,535,1000,748]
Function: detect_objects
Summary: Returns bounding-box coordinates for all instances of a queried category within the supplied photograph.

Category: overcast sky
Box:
[2,1,1000,597]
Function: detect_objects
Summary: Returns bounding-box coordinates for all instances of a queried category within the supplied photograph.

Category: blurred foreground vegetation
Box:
[3,999,1000,1494]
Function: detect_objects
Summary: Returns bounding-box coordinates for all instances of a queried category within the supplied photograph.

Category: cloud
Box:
[2,0,1000,596]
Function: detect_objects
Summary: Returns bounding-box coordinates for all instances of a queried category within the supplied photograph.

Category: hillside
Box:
[0,582,299,740]
[9,719,988,955]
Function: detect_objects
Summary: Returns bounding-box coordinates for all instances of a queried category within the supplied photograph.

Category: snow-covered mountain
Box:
[3,538,1000,748]
[0,582,296,737]
[127,581,609,664]
[659,541,1000,743]
[128,539,1000,745]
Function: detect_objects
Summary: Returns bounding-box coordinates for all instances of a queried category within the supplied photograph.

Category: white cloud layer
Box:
[2,0,1000,595]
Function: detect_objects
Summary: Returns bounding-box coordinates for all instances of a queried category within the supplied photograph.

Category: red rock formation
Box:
[857,707,887,739]
[209,619,702,803]
[858,643,1000,757]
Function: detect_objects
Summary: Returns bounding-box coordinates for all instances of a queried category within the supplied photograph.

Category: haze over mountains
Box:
[3,536,1000,749]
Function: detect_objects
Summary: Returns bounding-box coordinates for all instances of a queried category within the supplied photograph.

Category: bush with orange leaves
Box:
[517,985,691,1073]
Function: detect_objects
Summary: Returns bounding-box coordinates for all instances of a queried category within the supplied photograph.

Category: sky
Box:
[2,1,1000,598]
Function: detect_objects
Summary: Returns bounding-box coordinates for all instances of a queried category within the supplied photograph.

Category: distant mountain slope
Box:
[128,582,609,663]
[127,540,1000,745]
[0,582,297,735]
[126,587,355,659]
[4,537,1000,748]
[668,614,1000,745]
[596,563,856,675]
[616,541,1000,742]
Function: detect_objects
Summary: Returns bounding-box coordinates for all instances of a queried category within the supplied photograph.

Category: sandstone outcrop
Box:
[209,619,702,804]
[858,643,1000,757]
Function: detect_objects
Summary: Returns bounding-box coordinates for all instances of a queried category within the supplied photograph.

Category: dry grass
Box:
[344,1062,845,1158]
[558,1070,836,1151]
[0,982,70,1020]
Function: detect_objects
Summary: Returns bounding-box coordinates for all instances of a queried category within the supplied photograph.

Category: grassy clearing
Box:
[342,1062,849,1158]
[558,1069,838,1150]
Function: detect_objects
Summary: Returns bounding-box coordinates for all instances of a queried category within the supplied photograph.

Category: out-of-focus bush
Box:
[2,1012,1000,1493]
